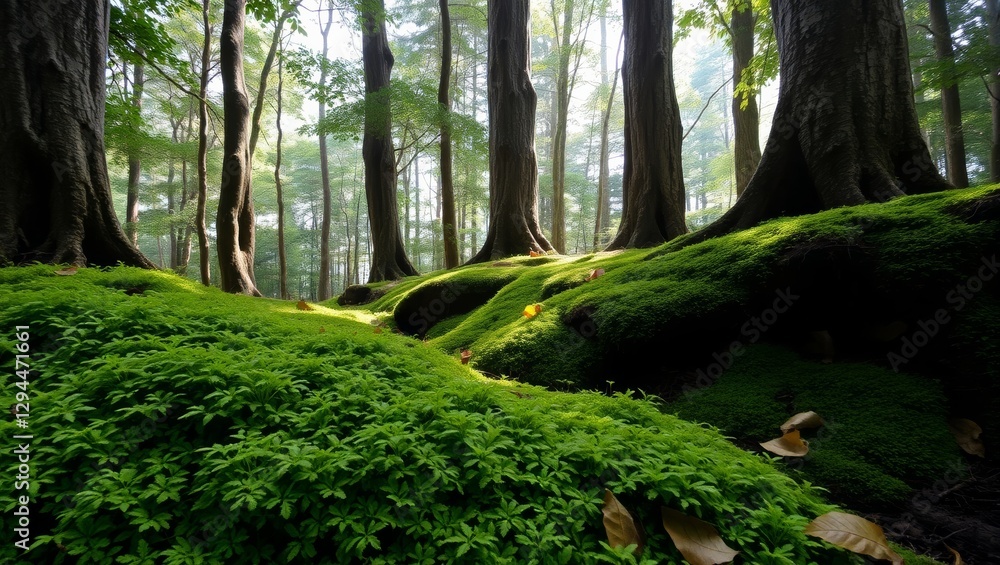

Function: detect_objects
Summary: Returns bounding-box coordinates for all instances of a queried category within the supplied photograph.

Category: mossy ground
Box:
[0,265,884,564]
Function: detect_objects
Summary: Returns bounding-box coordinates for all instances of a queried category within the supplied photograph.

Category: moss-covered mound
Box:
[0,265,879,564]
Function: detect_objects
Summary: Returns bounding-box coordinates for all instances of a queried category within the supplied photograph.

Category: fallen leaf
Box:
[602,490,643,555]
[319,327,326,333]
[460,349,472,365]
[373,327,383,334]
[780,411,825,433]
[660,507,738,565]
[759,429,809,457]
[296,300,313,311]
[586,268,606,282]
[804,512,902,565]
[54,267,78,276]
[948,418,985,457]
[945,544,965,565]
[509,390,533,399]
[529,250,541,257]
[523,304,542,318]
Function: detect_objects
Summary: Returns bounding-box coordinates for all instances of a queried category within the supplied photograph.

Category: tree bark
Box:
[196,0,212,286]
[594,14,614,250]
[439,0,460,269]
[217,0,261,296]
[469,0,554,263]
[607,0,687,250]
[679,0,951,249]
[550,0,574,253]
[275,42,289,300]
[126,58,144,246]
[0,0,152,267]
[732,3,761,197]
[318,5,333,300]
[361,1,418,281]
[248,0,300,161]
[987,0,1000,183]
[929,0,969,188]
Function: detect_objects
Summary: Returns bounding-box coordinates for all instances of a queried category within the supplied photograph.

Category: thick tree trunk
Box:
[929,0,969,188]
[988,0,1000,183]
[126,58,144,246]
[732,4,761,197]
[469,0,553,263]
[0,1,152,267]
[550,0,574,254]
[196,0,212,286]
[275,45,289,300]
[607,0,687,250]
[217,0,261,296]
[361,1,418,281]
[439,0,460,269]
[680,0,951,248]
[318,6,333,300]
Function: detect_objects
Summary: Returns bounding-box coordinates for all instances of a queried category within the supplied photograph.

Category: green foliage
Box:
[0,266,859,563]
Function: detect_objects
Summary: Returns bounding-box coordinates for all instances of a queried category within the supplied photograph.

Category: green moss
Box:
[671,345,959,505]
[0,265,863,564]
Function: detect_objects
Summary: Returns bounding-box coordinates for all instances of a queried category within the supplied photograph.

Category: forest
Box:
[0,0,998,563]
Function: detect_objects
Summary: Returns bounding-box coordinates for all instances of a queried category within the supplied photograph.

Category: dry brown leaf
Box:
[460,349,472,365]
[804,512,903,565]
[759,429,809,457]
[296,300,313,311]
[523,304,542,318]
[529,250,541,257]
[586,268,606,282]
[948,418,985,457]
[54,267,78,276]
[945,544,965,565]
[660,507,738,565]
[780,411,825,433]
[602,490,643,555]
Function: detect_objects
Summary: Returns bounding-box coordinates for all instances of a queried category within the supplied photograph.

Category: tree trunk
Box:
[318,6,333,300]
[439,0,460,269]
[196,0,212,286]
[248,0,300,161]
[217,0,261,296]
[469,0,554,263]
[594,23,619,251]
[929,0,969,188]
[732,3,761,197]
[679,0,951,249]
[0,1,153,267]
[361,1,418,281]
[550,0,574,254]
[607,0,687,250]
[275,43,289,300]
[988,0,1000,183]
[126,58,144,246]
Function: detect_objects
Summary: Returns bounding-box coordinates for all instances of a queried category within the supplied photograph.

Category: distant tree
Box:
[681,0,950,247]
[196,0,213,286]
[607,0,687,249]
[469,0,554,262]
[930,0,970,187]
[0,0,153,267]
[438,0,460,269]
[318,4,334,299]
[990,0,1000,182]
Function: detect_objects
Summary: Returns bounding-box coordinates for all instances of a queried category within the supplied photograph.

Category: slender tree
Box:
[196,0,212,286]
[126,57,145,245]
[594,26,620,250]
[679,0,950,248]
[469,0,554,262]
[550,0,575,253]
[217,0,261,295]
[607,0,687,249]
[361,0,419,281]
[275,40,289,300]
[929,0,970,187]
[731,1,762,196]
[0,0,152,267]
[439,0,460,269]
[318,4,334,299]
[986,0,999,182]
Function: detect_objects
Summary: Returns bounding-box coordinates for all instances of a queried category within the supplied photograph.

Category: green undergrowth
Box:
[334,186,1000,391]
[670,345,960,506]
[0,265,873,564]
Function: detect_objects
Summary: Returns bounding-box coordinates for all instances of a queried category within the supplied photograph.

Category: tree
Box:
[0,0,153,267]
[679,0,950,248]
[196,0,213,286]
[439,0,460,269]
[217,0,262,295]
[606,0,687,249]
[468,0,554,262]
[318,4,334,299]
[730,1,763,196]
[985,0,999,182]
[930,0,970,187]
[275,41,290,300]
[126,57,145,246]
[361,0,419,281]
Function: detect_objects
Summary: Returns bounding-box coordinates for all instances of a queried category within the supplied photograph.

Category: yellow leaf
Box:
[529,250,541,257]
[804,511,903,565]
[780,411,825,433]
[523,304,542,318]
[945,544,965,565]
[759,429,809,457]
[602,490,643,555]
[660,507,738,565]
[586,268,606,281]
[460,349,472,365]
[296,300,313,311]
[948,418,985,457]
[54,267,78,276]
